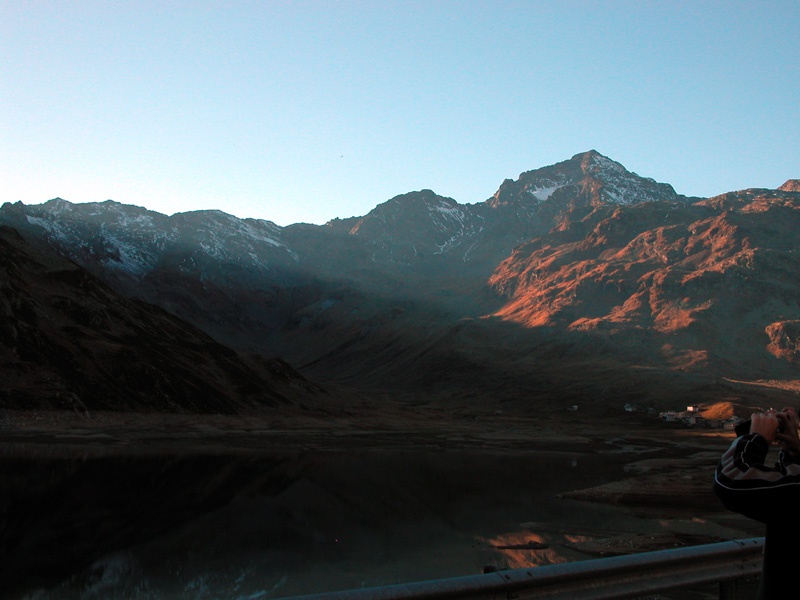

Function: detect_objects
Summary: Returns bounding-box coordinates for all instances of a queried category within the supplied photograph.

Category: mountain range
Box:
[2,150,798,415]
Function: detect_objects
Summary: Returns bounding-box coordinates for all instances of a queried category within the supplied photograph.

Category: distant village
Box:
[622,403,744,430]
[567,402,742,429]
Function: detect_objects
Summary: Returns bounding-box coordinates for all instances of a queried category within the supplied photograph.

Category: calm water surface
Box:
[2,448,644,599]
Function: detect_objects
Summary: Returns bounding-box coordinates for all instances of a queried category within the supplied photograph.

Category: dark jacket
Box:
[714,432,800,599]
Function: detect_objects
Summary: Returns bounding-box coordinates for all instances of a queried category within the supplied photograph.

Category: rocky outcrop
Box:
[778,179,800,192]
[487,150,688,209]
[488,189,800,376]
[766,320,800,363]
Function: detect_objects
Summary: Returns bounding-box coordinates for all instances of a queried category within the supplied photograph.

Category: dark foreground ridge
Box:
[0,226,325,413]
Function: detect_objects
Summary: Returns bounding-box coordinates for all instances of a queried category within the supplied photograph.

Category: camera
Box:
[735,410,791,437]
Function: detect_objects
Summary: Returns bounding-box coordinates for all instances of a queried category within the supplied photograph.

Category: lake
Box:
[2,446,649,599]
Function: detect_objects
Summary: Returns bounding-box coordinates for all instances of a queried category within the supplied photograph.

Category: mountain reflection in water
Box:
[2,449,634,599]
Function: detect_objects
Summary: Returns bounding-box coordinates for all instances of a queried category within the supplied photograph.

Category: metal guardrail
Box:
[274,537,764,600]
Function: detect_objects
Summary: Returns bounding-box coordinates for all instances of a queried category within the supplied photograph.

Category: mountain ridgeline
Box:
[2,151,799,414]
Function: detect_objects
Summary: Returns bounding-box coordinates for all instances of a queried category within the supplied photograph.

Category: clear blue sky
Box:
[2,1,798,226]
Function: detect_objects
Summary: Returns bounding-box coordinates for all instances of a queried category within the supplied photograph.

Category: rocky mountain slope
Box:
[488,187,800,377]
[779,179,800,192]
[2,150,797,413]
[0,226,322,412]
[0,151,693,345]
[326,150,693,274]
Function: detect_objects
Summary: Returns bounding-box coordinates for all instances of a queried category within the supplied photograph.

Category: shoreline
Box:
[0,407,733,454]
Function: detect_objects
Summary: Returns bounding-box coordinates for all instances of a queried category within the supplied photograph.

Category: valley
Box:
[2,151,799,417]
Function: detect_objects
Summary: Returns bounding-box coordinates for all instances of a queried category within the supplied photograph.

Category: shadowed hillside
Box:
[0,226,324,413]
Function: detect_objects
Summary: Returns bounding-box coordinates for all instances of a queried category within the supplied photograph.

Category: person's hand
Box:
[750,412,780,443]
[775,407,800,457]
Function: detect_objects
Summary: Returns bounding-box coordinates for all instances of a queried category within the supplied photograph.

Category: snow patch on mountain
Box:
[583,152,680,205]
[118,214,156,229]
[428,199,473,253]
[431,202,465,221]
[237,219,286,249]
[587,153,627,176]
[101,235,157,275]
[528,186,563,201]
[17,200,302,277]
[26,215,59,235]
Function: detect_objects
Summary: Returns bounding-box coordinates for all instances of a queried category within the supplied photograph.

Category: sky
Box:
[2,1,799,226]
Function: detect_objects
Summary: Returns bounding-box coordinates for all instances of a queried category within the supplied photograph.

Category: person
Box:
[714,407,800,599]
